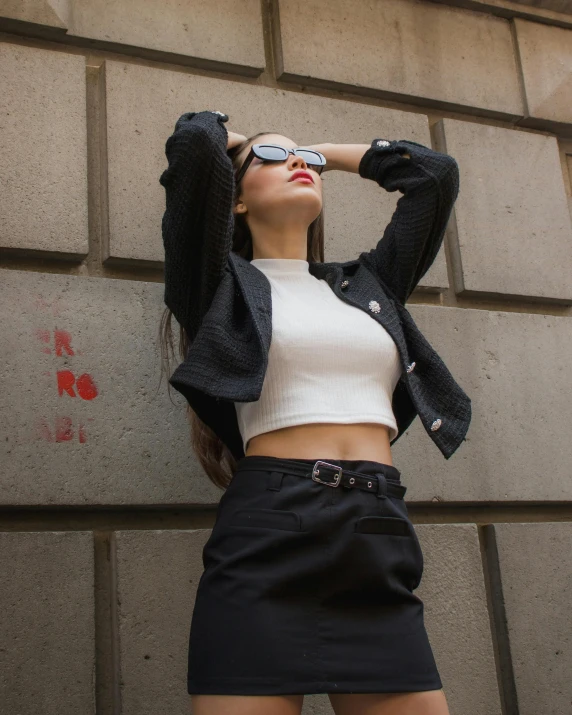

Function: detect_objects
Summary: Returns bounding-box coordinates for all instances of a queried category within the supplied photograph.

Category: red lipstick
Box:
[289,170,314,184]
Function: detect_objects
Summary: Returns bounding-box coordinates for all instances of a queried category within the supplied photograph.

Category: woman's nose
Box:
[289,153,308,170]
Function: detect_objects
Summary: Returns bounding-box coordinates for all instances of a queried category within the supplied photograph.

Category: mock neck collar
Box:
[250,258,310,274]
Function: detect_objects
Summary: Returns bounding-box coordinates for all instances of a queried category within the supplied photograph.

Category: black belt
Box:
[235,457,407,500]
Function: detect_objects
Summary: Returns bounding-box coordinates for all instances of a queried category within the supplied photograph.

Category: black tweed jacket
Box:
[159,110,471,461]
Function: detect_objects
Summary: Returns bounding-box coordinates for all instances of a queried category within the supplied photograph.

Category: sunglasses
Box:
[234,143,327,185]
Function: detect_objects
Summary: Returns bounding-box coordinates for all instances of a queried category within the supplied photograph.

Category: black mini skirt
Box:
[187,455,442,696]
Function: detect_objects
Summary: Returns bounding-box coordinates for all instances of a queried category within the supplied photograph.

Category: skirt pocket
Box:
[350,506,425,594]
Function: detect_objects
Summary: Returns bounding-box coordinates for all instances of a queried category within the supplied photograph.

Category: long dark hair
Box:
[159,132,326,490]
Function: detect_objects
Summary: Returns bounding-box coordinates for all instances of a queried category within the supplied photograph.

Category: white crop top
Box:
[234,258,403,452]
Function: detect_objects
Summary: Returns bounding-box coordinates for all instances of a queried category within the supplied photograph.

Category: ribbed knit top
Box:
[234,257,403,452]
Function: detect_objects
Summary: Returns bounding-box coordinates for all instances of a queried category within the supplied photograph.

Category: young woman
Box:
[159,109,470,715]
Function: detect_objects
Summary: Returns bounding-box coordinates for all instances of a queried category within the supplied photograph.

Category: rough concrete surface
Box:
[393,305,572,502]
[0,531,95,715]
[515,18,572,125]
[416,524,501,715]
[494,522,572,715]
[0,268,222,505]
[68,0,265,70]
[0,42,89,255]
[114,529,211,715]
[441,118,572,300]
[0,0,69,27]
[278,0,523,116]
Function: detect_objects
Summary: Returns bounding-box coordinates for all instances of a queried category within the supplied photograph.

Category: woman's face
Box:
[233,134,323,228]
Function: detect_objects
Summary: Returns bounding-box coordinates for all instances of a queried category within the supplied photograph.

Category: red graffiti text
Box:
[57,370,98,400]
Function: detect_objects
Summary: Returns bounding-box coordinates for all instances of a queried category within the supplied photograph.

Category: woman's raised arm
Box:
[159,110,235,342]
[311,139,459,305]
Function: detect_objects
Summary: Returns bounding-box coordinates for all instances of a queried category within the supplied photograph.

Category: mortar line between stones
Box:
[85,59,111,271]
[261,0,284,81]
[1,504,572,531]
[430,119,465,301]
[508,18,531,123]
[93,532,114,715]
[479,524,520,715]
[108,532,123,715]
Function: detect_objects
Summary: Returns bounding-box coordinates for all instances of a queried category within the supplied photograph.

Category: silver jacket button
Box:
[430,419,442,432]
[406,361,416,374]
[368,300,381,313]
[210,110,229,122]
[376,139,391,147]
[341,280,349,289]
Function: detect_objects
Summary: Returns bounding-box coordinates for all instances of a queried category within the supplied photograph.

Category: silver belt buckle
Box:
[312,460,342,487]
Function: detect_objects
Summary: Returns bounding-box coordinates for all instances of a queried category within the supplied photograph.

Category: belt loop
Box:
[376,473,388,499]
[266,471,285,491]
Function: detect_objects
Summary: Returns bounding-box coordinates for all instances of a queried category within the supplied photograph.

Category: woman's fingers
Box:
[227,131,248,151]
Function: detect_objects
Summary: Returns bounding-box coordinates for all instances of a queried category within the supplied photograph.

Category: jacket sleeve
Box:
[159,110,235,341]
[357,138,460,305]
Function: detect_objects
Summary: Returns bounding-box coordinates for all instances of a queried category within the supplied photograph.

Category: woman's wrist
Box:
[305,143,372,174]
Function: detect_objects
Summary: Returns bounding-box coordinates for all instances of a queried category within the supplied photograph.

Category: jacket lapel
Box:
[229,252,272,356]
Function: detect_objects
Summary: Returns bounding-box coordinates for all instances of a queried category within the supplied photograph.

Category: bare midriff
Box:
[244,422,394,466]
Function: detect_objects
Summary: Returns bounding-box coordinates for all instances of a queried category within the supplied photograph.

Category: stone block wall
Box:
[1,1,571,713]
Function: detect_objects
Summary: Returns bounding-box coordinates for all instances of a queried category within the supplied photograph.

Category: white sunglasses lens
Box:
[256,145,289,160]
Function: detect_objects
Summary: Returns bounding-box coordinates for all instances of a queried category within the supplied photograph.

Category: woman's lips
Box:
[291,177,313,183]
[289,170,314,183]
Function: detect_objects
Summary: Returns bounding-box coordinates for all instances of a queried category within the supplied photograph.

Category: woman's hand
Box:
[207,111,246,150]
[227,130,247,151]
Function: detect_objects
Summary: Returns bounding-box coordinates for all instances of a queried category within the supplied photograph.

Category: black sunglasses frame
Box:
[234,143,327,185]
